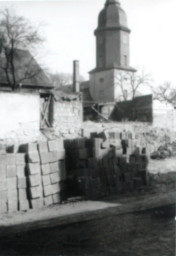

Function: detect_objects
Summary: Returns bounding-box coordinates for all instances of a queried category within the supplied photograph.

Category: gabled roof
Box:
[0,48,53,89]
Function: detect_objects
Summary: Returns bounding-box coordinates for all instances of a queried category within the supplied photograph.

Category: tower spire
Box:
[105,0,120,6]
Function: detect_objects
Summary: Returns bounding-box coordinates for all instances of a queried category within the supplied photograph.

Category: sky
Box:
[0,0,176,86]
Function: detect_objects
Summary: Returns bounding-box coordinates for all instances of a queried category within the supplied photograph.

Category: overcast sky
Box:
[1,0,175,86]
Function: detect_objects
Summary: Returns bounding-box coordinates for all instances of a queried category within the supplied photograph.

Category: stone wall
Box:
[53,100,83,137]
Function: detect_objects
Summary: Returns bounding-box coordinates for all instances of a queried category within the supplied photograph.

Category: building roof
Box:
[0,48,53,90]
[96,0,130,34]
[110,94,153,122]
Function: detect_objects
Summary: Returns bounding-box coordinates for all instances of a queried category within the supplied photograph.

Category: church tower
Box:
[89,0,136,102]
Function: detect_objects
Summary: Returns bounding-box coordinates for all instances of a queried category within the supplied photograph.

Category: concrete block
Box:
[16,153,26,165]
[59,162,66,181]
[19,143,38,153]
[17,177,27,189]
[31,198,43,209]
[109,139,122,149]
[48,139,64,152]
[50,172,61,184]
[18,199,30,211]
[17,165,26,177]
[39,152,51,164]
[38,141,48,153]
[8,199,18,212]
[50,162,59,173]
[91,147,109,159]
[42,174,51,186]
[0,144,6,154]
[52,183,60,194]
[7,189,18,201]
[27,152,40,163]
[88,158,98,169]
[115,149,123,157]
[44,195,53,206]
[27,163,40,175]
[29,186,43,199]
[6,165,16,177]
[43,184,60,197]
[43,184,53,197]
[78,149,89,159]
[6,144,19,153]
[52,192,61,204]
[0,190,7,202]
[6,154,16,165]
[0,179,7,191]
[0,154,7,165]
[50,151,65,162]
[18,188,28,201]
[120,131,128,140]
[0,163,6,179]
[7,177,17,190]
[0,200,7,213]
[28,174,41,187]
[41,164,51,175]
[101,140,110,149]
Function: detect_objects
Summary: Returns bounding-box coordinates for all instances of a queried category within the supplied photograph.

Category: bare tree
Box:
[151,81,176,107]
[49,73,73,90]
[115,69,152,101]
[49,72,85,91]
[0,8,44,90]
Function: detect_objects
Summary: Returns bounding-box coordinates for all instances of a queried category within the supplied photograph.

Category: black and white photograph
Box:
[0,0,175,255]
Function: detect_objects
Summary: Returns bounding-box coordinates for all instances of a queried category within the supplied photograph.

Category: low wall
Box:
[0,92,42,143]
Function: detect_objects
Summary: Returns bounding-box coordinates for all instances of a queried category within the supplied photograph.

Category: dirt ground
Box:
[0,205,175,256]
[0,157,175,255]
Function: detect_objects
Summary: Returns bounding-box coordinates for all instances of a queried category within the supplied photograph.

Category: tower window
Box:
[98,56,103,68]
[123,55,127,66]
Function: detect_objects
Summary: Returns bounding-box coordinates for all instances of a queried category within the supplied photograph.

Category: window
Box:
[123,55,127,66]
[98,56,103,68]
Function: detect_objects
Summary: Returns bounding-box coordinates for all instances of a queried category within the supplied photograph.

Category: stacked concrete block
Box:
[0,155,7,213]
[65,130,149,199]
[38,139,66,205]
[23,143,44,210]
[16,153,29,211]
[5,154,18,212]
[5,154,19,212]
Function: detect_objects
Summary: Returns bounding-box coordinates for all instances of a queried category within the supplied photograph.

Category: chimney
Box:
[73,60,80,93]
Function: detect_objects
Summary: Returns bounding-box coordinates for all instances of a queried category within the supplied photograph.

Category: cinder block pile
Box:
[24,143,43,209]
[0,139,67,214]
[0,152,28,213]
[65,130,149,199]
[38,139,66,205]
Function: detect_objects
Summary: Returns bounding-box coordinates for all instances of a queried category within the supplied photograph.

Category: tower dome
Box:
[97,0,129,30]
